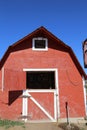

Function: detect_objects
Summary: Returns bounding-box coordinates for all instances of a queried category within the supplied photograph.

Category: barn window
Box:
[32,37,48,51]
[26,71,55,89]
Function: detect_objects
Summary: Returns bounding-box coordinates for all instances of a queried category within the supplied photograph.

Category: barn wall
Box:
[0,38,85,119]
[0,90,22,120]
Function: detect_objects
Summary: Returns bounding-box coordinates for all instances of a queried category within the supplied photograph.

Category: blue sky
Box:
[0,0,87,72]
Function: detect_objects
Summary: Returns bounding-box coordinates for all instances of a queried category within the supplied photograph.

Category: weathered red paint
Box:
[0,26,86,121]
[28,92,54,120]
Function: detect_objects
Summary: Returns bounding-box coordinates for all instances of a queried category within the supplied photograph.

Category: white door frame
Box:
[23,68,60,121]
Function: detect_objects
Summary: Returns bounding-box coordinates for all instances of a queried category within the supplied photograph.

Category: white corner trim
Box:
[2,67,4,91]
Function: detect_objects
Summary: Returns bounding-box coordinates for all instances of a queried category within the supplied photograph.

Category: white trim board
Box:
[23,68,57,72]
[25,89,56,93]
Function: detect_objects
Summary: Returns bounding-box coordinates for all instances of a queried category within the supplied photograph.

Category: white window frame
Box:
[32,37,48,51]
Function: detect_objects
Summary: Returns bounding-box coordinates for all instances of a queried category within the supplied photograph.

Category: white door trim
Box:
[23,68,60,121]
[23,68,57,72]
[22,90,28,116]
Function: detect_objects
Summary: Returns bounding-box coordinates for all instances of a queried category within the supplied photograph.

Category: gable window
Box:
[32,37,48,51]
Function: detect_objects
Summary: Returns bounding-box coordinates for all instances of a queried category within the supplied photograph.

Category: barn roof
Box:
[0,26,86,78]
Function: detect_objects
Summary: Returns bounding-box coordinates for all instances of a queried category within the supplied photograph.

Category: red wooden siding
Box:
[4,69,26,90]
[0,91,22,120]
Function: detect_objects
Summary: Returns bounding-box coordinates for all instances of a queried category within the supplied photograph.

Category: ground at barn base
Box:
[0,122,87,130]
[0,118,87,130]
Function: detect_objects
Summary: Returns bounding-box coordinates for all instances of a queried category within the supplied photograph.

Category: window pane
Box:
[26,71,55,89]
[35,40,45,48]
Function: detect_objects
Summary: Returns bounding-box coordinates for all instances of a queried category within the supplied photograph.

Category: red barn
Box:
[0,26,86,122]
